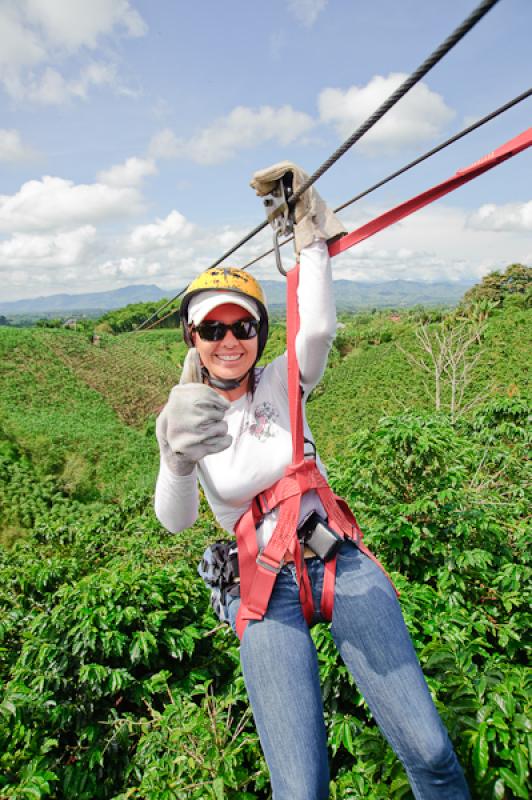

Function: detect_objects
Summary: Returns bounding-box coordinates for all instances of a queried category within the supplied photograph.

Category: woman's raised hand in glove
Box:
[156,384,232,476]
[250,161,345,253]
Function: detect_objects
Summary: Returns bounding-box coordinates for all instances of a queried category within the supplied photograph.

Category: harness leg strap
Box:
[320,557,337,620]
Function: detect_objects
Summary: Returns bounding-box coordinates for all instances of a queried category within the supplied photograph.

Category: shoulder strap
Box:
[286,262,304,464]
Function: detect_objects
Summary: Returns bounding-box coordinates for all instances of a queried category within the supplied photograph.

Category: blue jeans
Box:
[227,540,469,800]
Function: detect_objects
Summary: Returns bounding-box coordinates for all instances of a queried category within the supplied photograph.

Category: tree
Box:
[98,299,180,333]
[461,263,531,308]
[36,317,63,328]
[397,315,486,422]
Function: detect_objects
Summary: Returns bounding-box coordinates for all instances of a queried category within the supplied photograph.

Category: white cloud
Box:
[99,257,163,279]
[288,0,328,27]
[4,269,30,287]
[149,105,315,165]
[467,201,532,232]
[0,225,96,268]
[27,67,71,104]
[98,157,158,188]
[74,60,120,93]
[0,2,46,70]
[0,0,146,103]
[5,61,120,104]
[318,73,455,155]
[129,210,195,253]
[98,256,159,278]
[331,204,531,283]
[0,129,37,161]
[24,0,146,50]
[148,128,180,160]
[0,175,144,233]
[91,219,267,291]
[3,196,529,301]
[107,202,530,290]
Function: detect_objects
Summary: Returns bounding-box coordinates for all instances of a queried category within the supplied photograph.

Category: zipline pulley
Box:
[262,175,295,277]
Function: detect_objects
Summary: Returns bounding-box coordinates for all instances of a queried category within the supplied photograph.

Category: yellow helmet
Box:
[184,267,266,306]
[180,267,269,359]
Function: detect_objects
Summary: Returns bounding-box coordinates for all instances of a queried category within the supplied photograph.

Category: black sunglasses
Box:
[192,319,259,342]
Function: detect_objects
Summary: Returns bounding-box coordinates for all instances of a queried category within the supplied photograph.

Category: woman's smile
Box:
[215,353,244,362]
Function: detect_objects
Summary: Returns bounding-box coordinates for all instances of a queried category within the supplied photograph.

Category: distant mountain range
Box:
[0,284,165,315]
[0,279,474,316]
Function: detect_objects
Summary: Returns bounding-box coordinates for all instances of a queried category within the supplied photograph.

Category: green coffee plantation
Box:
[0,279,530,799]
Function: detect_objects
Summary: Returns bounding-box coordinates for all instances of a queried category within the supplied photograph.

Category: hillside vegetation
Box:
[0,268,530,800]
[308,305,530,457]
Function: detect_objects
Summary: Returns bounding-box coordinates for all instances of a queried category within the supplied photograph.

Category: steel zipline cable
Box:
[138,87,530,332]
[136,0,501,333]
[289,0,502,204]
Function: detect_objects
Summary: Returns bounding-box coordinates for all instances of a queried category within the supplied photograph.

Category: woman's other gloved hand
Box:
[250,161,346,253]
[156,384,232,476]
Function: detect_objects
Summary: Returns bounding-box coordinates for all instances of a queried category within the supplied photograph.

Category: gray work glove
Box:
[250,160,346,254]
[156,384,232,476]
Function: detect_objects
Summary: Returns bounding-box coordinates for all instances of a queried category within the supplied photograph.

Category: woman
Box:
[154,163,469,800]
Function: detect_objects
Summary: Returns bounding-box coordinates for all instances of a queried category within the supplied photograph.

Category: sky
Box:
[0,0,531,302]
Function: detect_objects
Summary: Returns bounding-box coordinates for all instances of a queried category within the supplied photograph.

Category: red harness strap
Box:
[234,261,395,640]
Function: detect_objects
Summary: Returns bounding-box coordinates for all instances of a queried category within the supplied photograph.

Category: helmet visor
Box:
[187,291,260,326]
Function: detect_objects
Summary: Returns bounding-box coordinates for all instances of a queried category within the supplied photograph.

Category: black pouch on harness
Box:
[197,540,240,623]
[298,512,343,562]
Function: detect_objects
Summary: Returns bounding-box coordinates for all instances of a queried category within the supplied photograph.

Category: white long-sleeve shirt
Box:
[154,240,336,548]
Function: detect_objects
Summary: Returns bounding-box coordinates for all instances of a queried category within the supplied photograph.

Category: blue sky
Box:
[1,0,530,301]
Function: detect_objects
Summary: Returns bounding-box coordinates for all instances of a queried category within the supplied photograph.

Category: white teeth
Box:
[216,354,242,361]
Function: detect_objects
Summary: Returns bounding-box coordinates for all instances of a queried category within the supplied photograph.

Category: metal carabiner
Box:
[273,228,288,276]
[263,177,295,278]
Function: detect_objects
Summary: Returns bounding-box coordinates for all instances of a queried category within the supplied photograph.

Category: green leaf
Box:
[473,723,489,779]
[513,714,532,732]
[129,630,157,664]
[499,768,528,799]
[390,774,412,796]
[21,788,42,800]
[342,721,354,754]
[1,699,16,716]
[213,777,225,799]
[512,749,528,788]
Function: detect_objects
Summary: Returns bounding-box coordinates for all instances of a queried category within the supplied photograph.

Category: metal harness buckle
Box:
[256,550,284,574]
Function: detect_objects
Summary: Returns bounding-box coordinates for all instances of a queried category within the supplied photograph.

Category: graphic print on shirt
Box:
[248,401,279,441]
